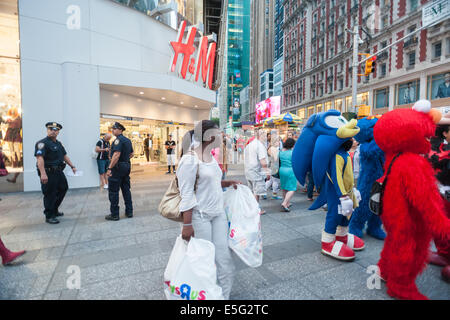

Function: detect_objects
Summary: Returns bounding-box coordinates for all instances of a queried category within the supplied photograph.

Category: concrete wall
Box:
[19,0,215,191]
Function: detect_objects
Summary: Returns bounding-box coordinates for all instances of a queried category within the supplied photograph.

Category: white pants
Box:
[265,176,280,194]
[192,210,235,299]
[167,154,177,166]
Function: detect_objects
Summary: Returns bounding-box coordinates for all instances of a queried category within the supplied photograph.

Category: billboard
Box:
[255,96,281,123]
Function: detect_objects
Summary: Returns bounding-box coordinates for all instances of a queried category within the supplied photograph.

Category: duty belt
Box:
[44,165,66,173]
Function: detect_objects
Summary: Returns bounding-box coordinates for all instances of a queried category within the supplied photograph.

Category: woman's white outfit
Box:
[177,153,235,299]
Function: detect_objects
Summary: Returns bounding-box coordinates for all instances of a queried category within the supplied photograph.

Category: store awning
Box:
[263,112,303,126]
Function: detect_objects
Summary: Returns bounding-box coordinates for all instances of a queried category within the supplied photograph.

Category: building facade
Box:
[273,0,285,100]
[282,0,450,121]
[249,0,275,120]
[0,0,217,193]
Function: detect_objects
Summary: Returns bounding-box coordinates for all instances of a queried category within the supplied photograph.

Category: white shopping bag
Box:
[164,236,224,300]
[223,184,263,268]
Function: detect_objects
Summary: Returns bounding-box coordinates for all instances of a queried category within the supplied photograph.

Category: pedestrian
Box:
[96,133,111,189]
[35,122,76,224]
[236,135,245,163]
[177,120,240,300]
[244,128,270,215]
[105,122,134,221]
[279,138,298,212]
[0,237,25,266]
[165,134,176,174]
[265,134,282,200]
[143,134,152,162]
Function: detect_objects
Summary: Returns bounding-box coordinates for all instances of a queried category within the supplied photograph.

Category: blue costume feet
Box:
[366,227,386,240]
[349,225,364,238]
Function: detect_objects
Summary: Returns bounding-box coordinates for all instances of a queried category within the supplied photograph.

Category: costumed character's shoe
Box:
[386,282,428,300]
[366,227,386,240]
[428,251,450,267]
[335,226,365,251]
[0,237,26,266]
[442,265,450,282]
[321,231,355,261]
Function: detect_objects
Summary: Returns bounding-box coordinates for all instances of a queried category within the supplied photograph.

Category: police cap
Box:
[112,122,126,131]
[45,122,63,130]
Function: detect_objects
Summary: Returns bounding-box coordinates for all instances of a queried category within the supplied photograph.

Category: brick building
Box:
[281,0,450,120]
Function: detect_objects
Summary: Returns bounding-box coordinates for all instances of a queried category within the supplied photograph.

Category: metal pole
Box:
[352,25,358,114]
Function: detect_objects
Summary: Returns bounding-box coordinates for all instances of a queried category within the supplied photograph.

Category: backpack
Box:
[92,139,103,159]
[369,153,402,216]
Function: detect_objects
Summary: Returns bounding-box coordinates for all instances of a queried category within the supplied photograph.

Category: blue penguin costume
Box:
[292,110,364,260]
[348,117,386,240]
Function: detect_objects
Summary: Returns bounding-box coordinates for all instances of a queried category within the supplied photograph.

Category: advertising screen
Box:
[255,96,281,123]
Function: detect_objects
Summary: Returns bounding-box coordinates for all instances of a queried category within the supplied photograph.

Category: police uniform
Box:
[35,122,68,224]
[106,122,133,220]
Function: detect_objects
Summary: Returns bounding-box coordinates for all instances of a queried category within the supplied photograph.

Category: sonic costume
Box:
[292,110,365,261]
[349,117,387,240]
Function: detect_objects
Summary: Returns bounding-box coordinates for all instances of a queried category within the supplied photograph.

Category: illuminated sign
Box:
[255,96,281,123]
[169,21,216,90]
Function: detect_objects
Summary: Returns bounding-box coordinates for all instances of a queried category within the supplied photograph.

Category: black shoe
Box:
[56,212,64,217]
[165,171,171,174]
[125,213,133,218]
[105,214,120,221]
[45,218,60,224]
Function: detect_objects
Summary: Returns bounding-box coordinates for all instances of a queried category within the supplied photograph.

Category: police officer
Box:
[105,122,134,221]
[35,122,76,224]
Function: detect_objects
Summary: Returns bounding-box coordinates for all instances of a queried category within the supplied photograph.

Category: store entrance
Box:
[100,115,193,174]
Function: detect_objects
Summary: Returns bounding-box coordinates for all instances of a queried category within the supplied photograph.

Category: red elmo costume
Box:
[373,106,450,300]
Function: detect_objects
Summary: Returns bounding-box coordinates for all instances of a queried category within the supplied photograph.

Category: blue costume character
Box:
[292,110,365,261]
[349,117,386,240]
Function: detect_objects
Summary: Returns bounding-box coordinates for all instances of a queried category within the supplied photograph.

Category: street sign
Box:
[423,0,450,27]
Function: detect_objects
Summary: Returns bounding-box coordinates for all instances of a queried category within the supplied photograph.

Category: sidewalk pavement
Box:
[0,165,448,300]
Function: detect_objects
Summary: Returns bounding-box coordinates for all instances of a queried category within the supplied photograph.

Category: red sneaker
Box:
[321,241,355,261]
[336,233,365,251]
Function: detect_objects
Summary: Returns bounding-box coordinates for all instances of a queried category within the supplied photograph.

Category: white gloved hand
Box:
[338,196,354,217]
[353,188,362,204]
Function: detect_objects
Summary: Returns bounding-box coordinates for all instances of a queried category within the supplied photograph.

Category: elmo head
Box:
[374,108,438,155]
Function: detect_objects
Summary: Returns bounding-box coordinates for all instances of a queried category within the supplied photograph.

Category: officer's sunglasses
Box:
[50,128,60,131]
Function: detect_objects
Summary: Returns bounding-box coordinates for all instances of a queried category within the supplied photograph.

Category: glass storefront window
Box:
[297,108,306,119]
[100,116,193,165]
[335,98,343,112]
[345,96,352,110]
[357,92,369,105]
[316,104,323,113]
[325,101,332,111]
[396,79,420,105]
[428,72,450,100]
[374,87,389,109]
[0,0,23,192]
[307,106,314,117]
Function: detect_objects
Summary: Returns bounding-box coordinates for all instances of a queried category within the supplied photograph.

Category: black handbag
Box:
[369,153,402,216]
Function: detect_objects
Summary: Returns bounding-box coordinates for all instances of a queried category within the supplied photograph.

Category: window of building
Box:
[335,98,343,112]
[396,79,420,105]
[328,82,333,94]
[314,13,317,23]
[381,63,387,77]
[447,38,450,55]
[297,108,306,119]
[307,106,314,117]
[374,87,389,109]
[409,0,419,12]
[325,101,332,111]
[345,96,352,110]
[382,15,388,29]
[357,92,369,105]
[339,79,343,90]
[428,72,450,100]
[316,104,323,113]
[341,5,345,16]
[408,52,416,66]
[434,42,442,59]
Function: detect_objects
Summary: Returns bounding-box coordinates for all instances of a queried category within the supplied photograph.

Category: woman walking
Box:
[177,120,240,299]
[279,138,297,212]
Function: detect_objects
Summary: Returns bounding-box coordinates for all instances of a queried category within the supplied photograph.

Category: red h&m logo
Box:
[170,21,216,90]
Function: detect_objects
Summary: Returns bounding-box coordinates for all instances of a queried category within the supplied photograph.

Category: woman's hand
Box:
[221,180,242,189]
[182,225,195,241]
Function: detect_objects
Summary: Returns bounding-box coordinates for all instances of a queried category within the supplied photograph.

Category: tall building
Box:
[226,0,251,122]
[282,0,450,121]
[273,0,285,101]
[249,0,275,120]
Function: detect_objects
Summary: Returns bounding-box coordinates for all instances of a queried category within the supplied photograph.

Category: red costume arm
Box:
[399,154,450,239]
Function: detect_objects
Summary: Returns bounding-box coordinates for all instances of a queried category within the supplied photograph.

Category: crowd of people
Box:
[1,102,449,301]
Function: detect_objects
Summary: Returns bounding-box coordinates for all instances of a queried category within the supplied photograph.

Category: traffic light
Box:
[364,56,377,76]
